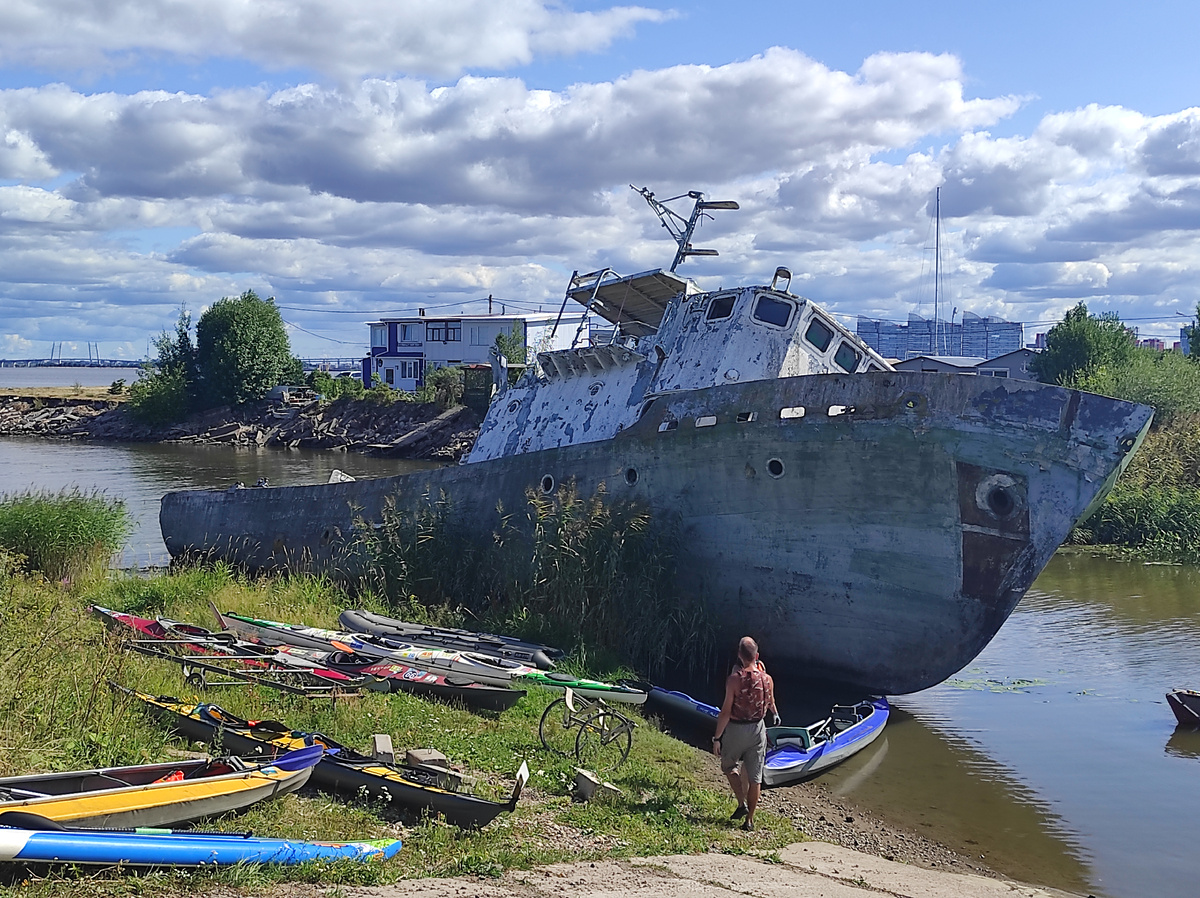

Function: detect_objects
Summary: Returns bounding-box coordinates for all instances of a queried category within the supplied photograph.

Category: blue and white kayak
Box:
[643,684,888,786]
[0,827,402,866]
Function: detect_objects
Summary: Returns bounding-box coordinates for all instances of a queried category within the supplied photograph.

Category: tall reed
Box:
[356,482,715,678]
[0,489,129,581]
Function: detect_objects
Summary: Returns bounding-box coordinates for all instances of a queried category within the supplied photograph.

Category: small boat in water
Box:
[643,684,888,785]
[0,824,401,866]
[0,747,320,829]
[122,688,528,828]
[1167,689,1200,725]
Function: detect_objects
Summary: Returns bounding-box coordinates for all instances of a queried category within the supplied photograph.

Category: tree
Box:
[1029,302,1136,385]
[126,308,198,423]
[495,321,527,366]
[195,290,299,406]
[1183,302,1200,360]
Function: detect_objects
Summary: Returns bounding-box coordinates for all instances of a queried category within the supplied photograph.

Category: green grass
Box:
[0,564,799,897]
[0,490,129,582]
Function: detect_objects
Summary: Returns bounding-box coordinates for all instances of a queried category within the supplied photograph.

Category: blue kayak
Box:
[0,827,402,865]
[644,684,889,786]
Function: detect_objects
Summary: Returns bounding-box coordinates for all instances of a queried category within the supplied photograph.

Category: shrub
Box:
[127,363,191,424]
[356,482,713,678]
[108,377,126,394]
[417,365,464,409]
[0,489,129,580]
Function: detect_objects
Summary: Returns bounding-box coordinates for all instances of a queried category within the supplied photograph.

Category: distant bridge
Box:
[1,357,363,371]
[0,359,144,368]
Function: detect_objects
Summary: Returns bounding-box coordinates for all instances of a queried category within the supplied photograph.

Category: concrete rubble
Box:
[0,394,481,462]
[352,842,1079,898]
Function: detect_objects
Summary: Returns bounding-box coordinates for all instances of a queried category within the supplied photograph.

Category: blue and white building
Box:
[363,312,588,390]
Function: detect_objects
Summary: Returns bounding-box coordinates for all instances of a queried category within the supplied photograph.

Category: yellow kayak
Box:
[0,746,321,828]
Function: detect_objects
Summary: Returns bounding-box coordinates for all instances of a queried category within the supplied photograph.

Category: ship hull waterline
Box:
[160,372,1152,695]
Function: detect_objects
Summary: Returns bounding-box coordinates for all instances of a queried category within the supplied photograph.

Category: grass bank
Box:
[0,490,128,581]
[0,562,795,897]
[1072,417,1200,563]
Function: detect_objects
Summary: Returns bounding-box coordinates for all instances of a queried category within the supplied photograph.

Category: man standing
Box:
[712,636,779,831]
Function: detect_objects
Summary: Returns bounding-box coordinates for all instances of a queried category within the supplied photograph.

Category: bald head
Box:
[737,636,758,664]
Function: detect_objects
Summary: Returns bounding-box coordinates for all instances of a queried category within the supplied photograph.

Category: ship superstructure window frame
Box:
[752,295,795,329]
[705,293,737,322]
[833,342,862,372]
[804,317,834,352]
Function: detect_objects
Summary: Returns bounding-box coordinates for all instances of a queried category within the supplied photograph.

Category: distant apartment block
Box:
[364,312,587,391]
[856,312,1024,360]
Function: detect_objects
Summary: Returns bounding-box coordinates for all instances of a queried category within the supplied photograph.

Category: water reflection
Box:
[1165,726,1200,760]
[0,436,436,566]
[812,704,1094,895]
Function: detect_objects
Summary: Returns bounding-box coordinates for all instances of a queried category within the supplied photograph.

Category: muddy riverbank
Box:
[0,394,481,461]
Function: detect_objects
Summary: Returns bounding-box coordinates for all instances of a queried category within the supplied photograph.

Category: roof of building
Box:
[369,311,570,325]
[894,355,988,369]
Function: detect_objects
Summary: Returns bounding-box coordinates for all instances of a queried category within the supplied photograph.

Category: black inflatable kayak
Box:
[120,687,528,828]
[339,609,562,670]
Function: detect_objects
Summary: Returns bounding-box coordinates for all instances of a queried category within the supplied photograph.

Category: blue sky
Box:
[0,0,1198,358]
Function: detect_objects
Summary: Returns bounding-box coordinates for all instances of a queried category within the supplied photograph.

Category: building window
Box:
[370,325,386,347]
[978,368,1009,377]
[470,326,489,346]
[427,322,461,342]
[400,323,419,342]
[384,368,394,384]
[398,360,420,380]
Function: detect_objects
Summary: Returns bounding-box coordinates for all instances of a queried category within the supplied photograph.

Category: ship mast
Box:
[633,186,739,271]
[934,186,941,355]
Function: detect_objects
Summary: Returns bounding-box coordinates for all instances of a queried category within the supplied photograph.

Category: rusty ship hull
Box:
[160,371,1151,694]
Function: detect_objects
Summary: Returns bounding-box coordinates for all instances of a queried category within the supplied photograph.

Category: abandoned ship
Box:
[159,190,1153,694]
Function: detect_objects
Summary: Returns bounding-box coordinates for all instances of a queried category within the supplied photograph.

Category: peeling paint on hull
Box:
[160,372,1152,694]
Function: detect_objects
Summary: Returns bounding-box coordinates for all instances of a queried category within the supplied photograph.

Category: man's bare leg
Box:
[724,765,747,813]
[745,781,761,829]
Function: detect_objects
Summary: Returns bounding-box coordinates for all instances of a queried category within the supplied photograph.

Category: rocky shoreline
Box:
[0,394,481,461]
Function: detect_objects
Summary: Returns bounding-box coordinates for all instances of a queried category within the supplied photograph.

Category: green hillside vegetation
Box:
[1034,302,1200,562]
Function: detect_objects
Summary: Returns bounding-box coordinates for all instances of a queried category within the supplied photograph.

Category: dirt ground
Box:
[349,841,1080,898]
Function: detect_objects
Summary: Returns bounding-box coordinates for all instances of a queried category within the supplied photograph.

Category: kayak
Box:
[121,688,528,828]
[93,605,370,693]
[0,747,320,829]
[338,609,562,670]
[643,684,889,786]
[214,608,646,704]
[203,605,523,711]
[0,826,401,865]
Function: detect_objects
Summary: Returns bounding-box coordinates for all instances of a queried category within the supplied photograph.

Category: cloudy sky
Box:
[2,0,1199,359]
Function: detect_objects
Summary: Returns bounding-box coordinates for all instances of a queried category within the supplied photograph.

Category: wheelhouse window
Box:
[804,318,834,352]
[753,295,794,328]
[706,294,736,321]
[833,342,861,372]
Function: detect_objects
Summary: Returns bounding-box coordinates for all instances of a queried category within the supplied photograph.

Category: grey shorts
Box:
[720,719,766,783]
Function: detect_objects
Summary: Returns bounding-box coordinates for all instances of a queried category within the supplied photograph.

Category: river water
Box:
[0,416,1198,896]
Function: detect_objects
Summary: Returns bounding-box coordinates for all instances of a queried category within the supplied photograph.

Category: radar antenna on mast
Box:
[632,185,739,272]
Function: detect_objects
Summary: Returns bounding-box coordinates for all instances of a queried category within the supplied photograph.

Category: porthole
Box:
[736,411,757,423]
[695,415,717,428]
[987,486,1015,517]
[767,458,785,479]
[827,405,852,417]
[540,474,555,494]
[588,381,604,396]
[780,406,806,419]
[625,468,639,486]
[507,399,521,413]
[974,473,1021,520]
[658,418,679,433]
